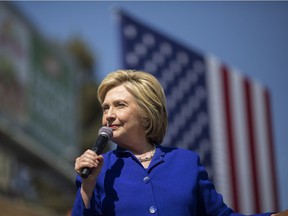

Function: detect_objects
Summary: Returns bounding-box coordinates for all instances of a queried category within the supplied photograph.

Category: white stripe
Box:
[230,70,255,214]
[205,55,232,207]
[252,82,274,212]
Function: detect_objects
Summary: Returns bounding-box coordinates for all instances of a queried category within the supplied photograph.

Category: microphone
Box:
[80,126,113,178]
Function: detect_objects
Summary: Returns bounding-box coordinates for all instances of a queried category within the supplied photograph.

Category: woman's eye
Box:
[102,106,109,112]
[118,103,126,108]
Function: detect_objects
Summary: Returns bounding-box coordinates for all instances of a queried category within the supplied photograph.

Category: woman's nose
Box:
[106,107,116,121]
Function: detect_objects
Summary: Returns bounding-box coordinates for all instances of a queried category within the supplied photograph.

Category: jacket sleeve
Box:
[195,154,273,216]
[71,175,101,216]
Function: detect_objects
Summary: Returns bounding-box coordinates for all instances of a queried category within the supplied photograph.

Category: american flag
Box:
[117,10,278,214]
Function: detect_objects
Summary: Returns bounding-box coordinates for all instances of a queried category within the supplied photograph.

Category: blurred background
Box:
[0,1,287,215]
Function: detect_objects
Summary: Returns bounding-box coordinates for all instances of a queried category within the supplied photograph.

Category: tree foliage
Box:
[67,37,102,151]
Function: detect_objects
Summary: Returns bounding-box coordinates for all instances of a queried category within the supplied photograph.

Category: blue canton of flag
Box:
[118,11,213,179]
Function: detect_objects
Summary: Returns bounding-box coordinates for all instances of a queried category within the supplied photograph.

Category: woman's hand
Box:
[75,150,104,208]
[75,149,104,180]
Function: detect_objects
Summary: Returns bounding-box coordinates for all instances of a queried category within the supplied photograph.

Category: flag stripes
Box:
[206,56,233,207]
[207,55,278,213]
[221,65,240,212]
[264,90,279,211]
[244,78,261,212]
[230,68,255,213]
[253,83,273,211]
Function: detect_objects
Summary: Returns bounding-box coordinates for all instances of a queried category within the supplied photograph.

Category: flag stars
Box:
[194,60,205,75]
[186,70,198,84]
[166,90,208,146]
[164,68,176,83]
[134,43,147,56]
[144,61,157,73]
[152,52,165,65]
[187,97,198,112]
[165,69,204,113]
[125,53,139,66]
[159,68,176,89]
[196,86,207,100]
[177,51,189,66]
[168,60,182,75]
[198,112,209,127]
[179,75,191,93]
[142,33,155,47]
[198,139,211,163]
[124,24,137,39]
[160,42,173,56]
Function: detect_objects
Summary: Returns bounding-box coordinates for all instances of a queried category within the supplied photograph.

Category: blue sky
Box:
[13,1,288,210]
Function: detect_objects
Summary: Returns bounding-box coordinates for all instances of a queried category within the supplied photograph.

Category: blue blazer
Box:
[72,145,272,216]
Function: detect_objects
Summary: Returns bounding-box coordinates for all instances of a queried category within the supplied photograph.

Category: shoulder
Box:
[158,145,200,162]
[101,149,120,166]
[159,145,199,156]
[102,149,115,158]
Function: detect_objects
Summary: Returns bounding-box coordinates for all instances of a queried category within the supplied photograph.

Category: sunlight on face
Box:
[102,85,146,147]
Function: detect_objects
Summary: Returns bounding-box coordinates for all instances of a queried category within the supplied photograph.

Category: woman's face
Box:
[101,85,146,146]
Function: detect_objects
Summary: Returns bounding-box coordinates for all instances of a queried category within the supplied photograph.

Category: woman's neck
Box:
[117,138,153,155]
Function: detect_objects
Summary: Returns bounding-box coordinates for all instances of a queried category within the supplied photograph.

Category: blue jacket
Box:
[72,145,272,216]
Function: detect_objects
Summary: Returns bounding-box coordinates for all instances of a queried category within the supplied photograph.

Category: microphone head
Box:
[98,126,113,139]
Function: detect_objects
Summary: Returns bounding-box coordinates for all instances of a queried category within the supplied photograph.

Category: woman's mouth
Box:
[109,124,119,130]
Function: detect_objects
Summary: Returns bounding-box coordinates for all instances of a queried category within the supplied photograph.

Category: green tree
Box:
[67,37,94,74]
[67,37,102,151]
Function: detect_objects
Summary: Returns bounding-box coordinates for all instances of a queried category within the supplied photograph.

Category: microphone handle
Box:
[80,135,109,178]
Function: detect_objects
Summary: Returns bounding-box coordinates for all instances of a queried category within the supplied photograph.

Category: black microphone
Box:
[80,126,113,178]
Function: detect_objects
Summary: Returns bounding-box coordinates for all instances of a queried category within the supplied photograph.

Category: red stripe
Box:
[221,65,239,212]
[243,78,261,213]
[264,89,279,211]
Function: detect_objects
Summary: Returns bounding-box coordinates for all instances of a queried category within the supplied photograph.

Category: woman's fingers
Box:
[75,150,100,172]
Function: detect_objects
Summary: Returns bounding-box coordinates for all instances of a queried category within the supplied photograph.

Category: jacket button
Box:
[149,206,157,214]
[143,176,150,183]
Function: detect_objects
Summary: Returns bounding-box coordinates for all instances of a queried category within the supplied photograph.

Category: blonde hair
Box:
[98,69,167,144]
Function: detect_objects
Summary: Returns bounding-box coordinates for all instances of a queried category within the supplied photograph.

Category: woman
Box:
[72,69,283,216]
